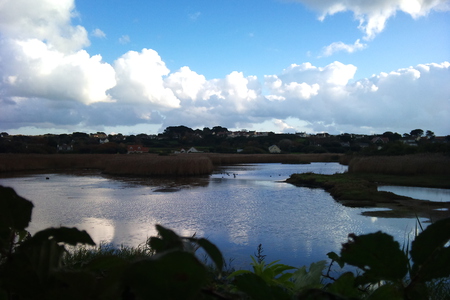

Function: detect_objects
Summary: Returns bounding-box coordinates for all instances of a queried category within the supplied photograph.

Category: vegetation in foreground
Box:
[2,185,450,299]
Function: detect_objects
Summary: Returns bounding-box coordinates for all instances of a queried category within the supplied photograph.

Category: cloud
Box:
[188,12,201,21]
[0,0,448,135]
[273,119,296,133]
[1,54,449,135]
[165,67,207,101]
[92,28,106,38]
[296,0,450,40]
[320,39,367,57]
[0,0,89,52]
[119,35,130,44]
[0,39,116,105]
[109,49,180,108]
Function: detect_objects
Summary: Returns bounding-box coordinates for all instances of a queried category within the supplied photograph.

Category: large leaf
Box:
[367,284,404,300]
[410,217,450,280]
[340,232,408,284]
[233,273,291,300]
[149,224,184,252]
[27,227,95,246]
[327,251,345,268]
[291,260,326,292]
[0,186,33,231]
[194,237,224,272]
[124,250,207,300]
[326,272,361,299]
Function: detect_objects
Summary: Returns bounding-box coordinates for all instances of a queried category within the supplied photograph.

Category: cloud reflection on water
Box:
[0,163,424,269]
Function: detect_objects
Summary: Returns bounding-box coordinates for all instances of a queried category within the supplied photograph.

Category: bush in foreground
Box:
[1,185,450,299]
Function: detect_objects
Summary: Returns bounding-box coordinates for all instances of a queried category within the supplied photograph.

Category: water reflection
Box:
[0,163,424,269]
[378,185,450,202]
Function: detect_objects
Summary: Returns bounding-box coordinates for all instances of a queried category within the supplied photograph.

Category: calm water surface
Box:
[378,185,450,202]
[0,163,425,269]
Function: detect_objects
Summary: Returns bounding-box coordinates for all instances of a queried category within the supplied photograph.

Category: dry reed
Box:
[0,153,342,177]
[203,153,342,165]
[102,154,214,176]
[348,153,450,175]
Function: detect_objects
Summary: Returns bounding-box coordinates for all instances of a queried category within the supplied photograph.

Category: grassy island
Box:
[286,153,450,220]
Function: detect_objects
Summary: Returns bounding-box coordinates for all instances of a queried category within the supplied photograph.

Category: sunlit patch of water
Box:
[0,163,426,269]
[378,185,450,202]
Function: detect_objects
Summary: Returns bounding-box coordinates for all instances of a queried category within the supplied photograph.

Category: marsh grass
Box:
[204,153,342,165]
[348,153,450,176]
[0,153,342,176]
[286,172,450,219]
[102,154,214,176]
[63,241,153,269]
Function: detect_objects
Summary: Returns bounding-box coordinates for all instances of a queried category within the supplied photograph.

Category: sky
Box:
[0,0,449,136]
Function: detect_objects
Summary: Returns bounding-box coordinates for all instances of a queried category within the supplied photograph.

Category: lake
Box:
[0,162,428,269]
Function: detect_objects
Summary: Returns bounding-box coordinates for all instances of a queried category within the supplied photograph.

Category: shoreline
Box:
[285,172,450,220]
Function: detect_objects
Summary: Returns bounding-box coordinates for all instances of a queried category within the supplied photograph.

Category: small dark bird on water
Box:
[46,177,49,180]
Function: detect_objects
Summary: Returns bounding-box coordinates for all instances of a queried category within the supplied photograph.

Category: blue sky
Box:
[1,0,449,135]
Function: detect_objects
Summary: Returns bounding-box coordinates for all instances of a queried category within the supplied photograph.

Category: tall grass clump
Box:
[348,153,450,175]
[0,153,343,176]
[0,154,107,173]
[205,153,342,165]
[63,241,153,269]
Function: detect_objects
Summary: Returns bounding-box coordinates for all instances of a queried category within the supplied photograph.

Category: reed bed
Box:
[203,153,342,165]
[348,153,450,175]
[0,153,342,177]
[0,154,107,173]
[103,154,214,176]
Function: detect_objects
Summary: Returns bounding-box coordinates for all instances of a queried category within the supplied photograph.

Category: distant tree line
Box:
[0,127,449,155]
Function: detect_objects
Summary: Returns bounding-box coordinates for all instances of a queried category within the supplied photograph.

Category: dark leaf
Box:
[0,186,33,231]
[327,251,345,268]
[152,224,184,252]
[233,273,291,300]
[326,272,360,299]
[195,238,224,272]
[410,218,450,280]
[124,250,207,300]
[367,284,403,300]
[28,227,95,246]
[340,232,408,284]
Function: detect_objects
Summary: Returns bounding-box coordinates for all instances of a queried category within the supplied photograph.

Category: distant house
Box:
[174,148,186,154]
[57,144,73,152]
[371,137,389,144]
[187,147,202,153]
[433,136,449,144]
[99,138,109,144]
[268,145,281,154]
[127,145,149,154]
[400,138,418,146]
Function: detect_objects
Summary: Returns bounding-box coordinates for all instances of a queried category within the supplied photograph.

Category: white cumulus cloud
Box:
[0,39,116,104]
[110,49,180,108]
[0,0,89,52]
[320,39,367,57]
[119,35,130,44]
[297,0,450,40]
[92,28,106,38]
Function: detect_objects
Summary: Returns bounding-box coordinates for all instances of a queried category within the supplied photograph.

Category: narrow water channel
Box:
[0,163,427,269]
[378,185,450,202]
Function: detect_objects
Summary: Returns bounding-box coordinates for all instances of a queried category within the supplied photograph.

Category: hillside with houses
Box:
[0,127,448,156]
